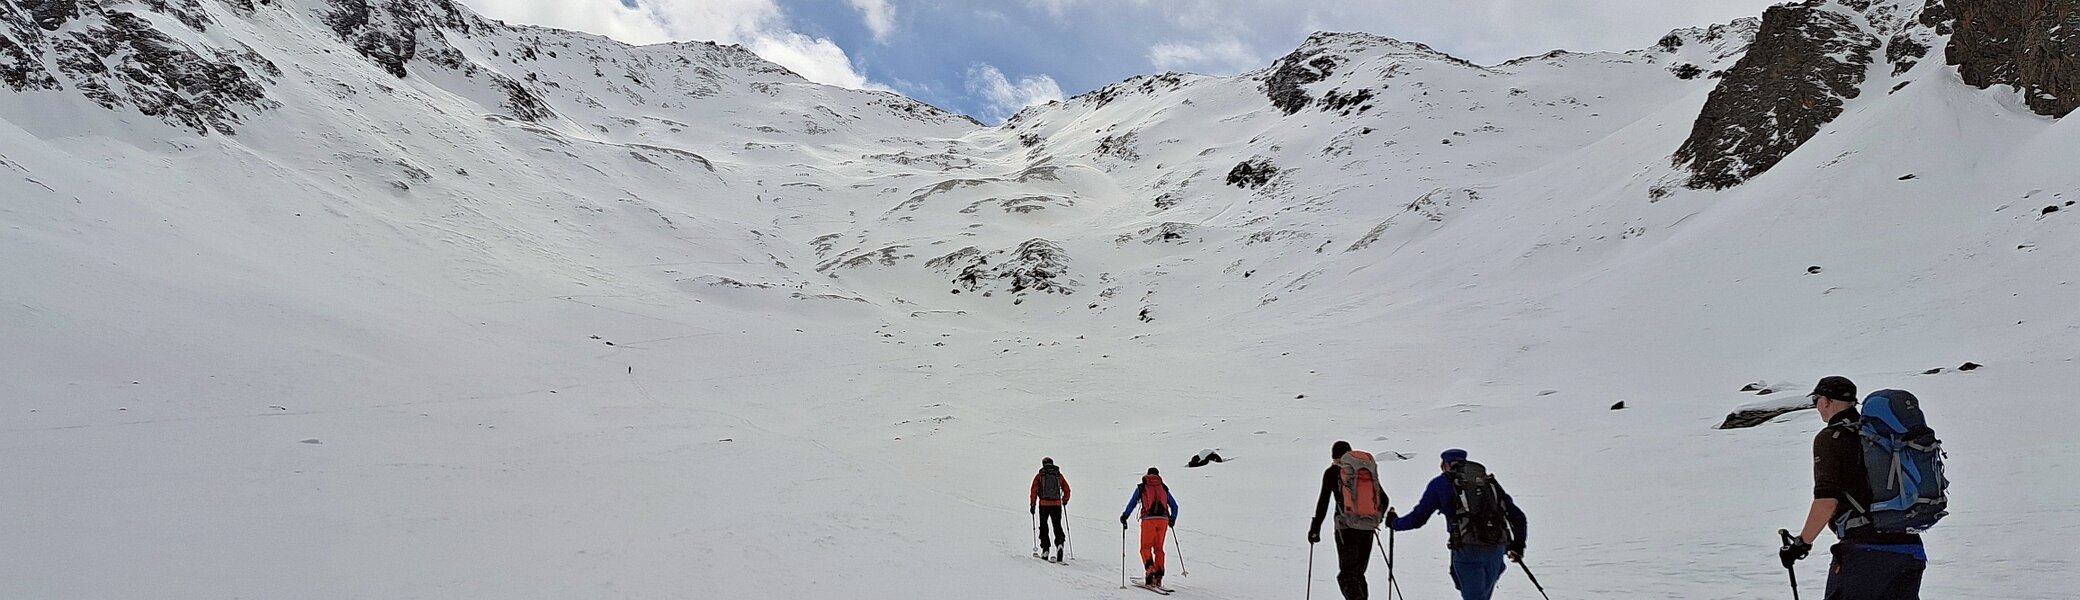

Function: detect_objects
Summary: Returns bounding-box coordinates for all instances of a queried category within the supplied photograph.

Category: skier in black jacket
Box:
[1780,376,1925,600]
[1309,441,1392,600]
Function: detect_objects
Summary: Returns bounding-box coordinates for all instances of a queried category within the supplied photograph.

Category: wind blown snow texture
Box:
[2,0,2077,598]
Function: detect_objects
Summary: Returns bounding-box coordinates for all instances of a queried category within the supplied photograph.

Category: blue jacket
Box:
[1122,484,1179,522]
[1389,473,1527,547]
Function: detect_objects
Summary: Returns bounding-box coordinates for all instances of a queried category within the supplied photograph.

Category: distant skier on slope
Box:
[1030,457,1073,562]
[1778,376,1939,600]
[1388,449,1528,600]
[1309,440,1392,600]
[1121,467,1181,590]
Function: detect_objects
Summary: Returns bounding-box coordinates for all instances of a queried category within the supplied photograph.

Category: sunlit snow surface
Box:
[3,0,2076,598]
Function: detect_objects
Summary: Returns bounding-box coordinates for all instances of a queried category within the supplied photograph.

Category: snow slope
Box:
[3,0,2076,598]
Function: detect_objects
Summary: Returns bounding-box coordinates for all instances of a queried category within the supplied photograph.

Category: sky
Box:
[456,0,1782,124]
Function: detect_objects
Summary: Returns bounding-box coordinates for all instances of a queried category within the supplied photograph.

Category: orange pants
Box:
[1139,518,1170,580]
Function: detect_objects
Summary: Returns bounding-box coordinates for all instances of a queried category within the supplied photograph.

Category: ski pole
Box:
[1031,510,1039,557]
[1514,555,1553,600]
[1120,524,1129,589]
[1063,508,1073,561]
[1306,541,1315,600]
[1377,530,1407,600]
[1778,529,1802,600]
[1172,523,1188,577]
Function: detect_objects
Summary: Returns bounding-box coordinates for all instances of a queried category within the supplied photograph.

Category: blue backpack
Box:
[1835,390,1951,534]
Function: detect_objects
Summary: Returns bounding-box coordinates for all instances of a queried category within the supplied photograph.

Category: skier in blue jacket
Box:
[1388,449,1528,600]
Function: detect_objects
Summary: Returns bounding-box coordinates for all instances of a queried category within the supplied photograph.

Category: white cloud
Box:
[460,0,886,91]
[966,64,1063,122]
[1147,39,1261,74]
[848,0,897,43]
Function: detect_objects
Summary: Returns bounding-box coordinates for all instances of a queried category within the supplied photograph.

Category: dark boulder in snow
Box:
[1225,158,1280,188]
[1718,395,1815,429]
[1610,401,1627,410]
[1958,361,1982,371]
[1674,2,1878,189]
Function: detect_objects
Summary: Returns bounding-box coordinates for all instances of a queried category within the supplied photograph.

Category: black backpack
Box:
[1448,461,1513,548]
[1037,465,1065,501]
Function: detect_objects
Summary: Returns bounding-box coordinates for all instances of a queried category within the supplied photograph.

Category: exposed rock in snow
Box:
[1675,1,1880,189]
[1945,0,2080,117]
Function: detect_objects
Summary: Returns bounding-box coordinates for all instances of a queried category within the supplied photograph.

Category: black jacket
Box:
[1815,407,1922,545]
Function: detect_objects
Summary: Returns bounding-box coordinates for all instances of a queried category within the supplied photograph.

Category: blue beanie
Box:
[1441,448,1469,464]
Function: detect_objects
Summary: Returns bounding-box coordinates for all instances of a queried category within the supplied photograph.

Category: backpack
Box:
[1336,450,1386,529]
[1836,389,1950,534]
[1139,475,1171,519]
[1037,466,1065,501]
[1447,461,1514,548]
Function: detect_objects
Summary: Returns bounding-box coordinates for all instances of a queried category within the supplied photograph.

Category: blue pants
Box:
[1449,545,1507,600]
[1825,544,1925,600]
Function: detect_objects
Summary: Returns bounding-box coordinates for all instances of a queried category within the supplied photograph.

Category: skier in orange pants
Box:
[1120,467,1181,589]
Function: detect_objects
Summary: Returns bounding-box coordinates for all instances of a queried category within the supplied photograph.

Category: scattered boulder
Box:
[1922,368,1943,375]
[1808,266,1823,274]
[1958,362,1982,371]
[1718,394,1816,429]
[1610,401,1627,410]
[299,438,322,444]
[2046,205,2062,216]
[1225,157,1280,188]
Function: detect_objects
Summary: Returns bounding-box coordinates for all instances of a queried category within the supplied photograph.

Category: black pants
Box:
[1037,505,1065,550]
[1334,528,1376,600]
[1825,544,1924,600]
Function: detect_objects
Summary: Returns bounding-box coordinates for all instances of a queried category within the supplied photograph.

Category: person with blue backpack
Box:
[1387,449,1528,600]
[1778,376,1949,600]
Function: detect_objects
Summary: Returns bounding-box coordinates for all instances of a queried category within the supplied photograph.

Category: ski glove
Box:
[1029,504,1036,514]
[1308,530,1320,544]
[1779,537,1812,569]
[1120,514,1129,529]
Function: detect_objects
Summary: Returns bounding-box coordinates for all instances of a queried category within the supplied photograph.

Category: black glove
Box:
[1029,504,1036,514]
[1120,514,1129,529]
[1507,541,1525,562]
[1779,536,1812,569]
[1386,509,1399,523]
[1308,530,1321,544]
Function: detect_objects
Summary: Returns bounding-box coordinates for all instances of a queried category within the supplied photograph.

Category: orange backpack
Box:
[1337,450,1385,529]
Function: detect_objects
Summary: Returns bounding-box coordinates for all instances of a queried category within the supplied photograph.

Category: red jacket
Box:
[1030,469,1072,507]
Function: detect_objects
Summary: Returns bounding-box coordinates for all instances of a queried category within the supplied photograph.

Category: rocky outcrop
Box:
[2,0,280,133]
[1946,0,2080,117]
[1260,45,1340,115]
[322,0,481,78]
[944,239,1078,296]
[1674,2,1880,189]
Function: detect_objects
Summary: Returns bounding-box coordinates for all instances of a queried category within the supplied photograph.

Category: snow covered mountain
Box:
[4,0,2076,598]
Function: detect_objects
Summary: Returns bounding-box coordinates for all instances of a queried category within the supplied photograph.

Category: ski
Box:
[1129,578,1174,594]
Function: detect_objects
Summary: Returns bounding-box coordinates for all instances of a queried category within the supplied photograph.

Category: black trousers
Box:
[1037,505,1065,550]
[1334,528,1376,600]
[1825,544,1924,600]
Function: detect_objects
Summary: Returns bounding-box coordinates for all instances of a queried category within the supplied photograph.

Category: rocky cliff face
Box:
[1945,0,2080,117]
[2,0,279,133]
[1674,2,1880,190]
